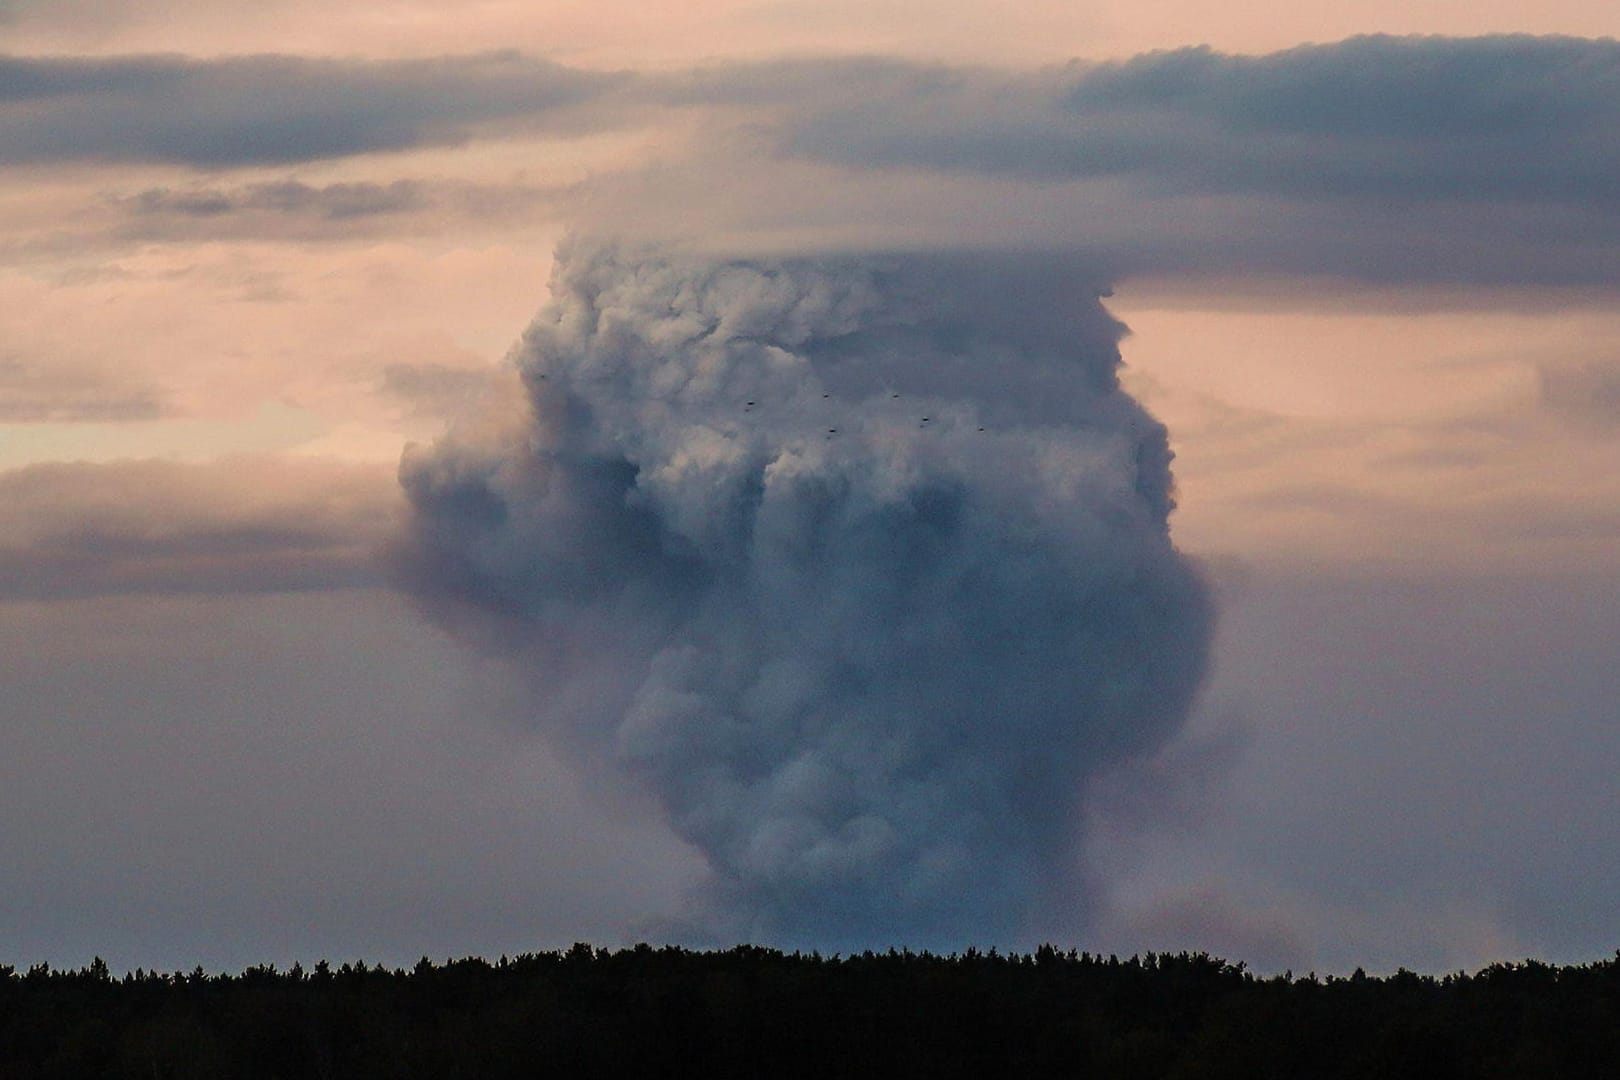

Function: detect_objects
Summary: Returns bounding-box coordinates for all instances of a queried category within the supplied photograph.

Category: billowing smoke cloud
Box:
[394,240,1212,948]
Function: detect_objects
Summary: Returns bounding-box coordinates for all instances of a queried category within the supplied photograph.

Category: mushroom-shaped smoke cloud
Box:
[395,240,1212,949]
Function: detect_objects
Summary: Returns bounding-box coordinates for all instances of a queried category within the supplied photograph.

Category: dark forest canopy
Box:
[4,944,1619,1078]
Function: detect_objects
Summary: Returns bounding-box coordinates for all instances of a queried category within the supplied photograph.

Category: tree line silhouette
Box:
[3,944,1618,1078]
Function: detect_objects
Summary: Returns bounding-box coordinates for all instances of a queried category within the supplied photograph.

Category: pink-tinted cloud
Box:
[4,0,1616,65]
[0,457,396,598]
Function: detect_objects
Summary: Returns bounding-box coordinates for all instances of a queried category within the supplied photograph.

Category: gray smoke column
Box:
[395,239,1212,949]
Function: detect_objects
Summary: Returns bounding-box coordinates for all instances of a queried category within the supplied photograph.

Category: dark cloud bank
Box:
[9,34,1620,211]
[760,34,1620,206]
[394,242,1213,948]
[16,36,1620,287]
[0,50,622,166]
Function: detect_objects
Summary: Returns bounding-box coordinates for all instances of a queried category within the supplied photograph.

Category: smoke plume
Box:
[395,240,1212,948]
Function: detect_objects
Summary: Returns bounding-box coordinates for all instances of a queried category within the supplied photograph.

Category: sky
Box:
[3,1,1618,975]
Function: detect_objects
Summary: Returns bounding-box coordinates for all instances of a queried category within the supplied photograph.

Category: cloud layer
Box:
[0,458,394,598]
[13,35,1620,211]
[8,35,1619,205]
[395,241,1212,947]
[767,36,1620,203]
[0,51,623,166]
[10,36,1620,290]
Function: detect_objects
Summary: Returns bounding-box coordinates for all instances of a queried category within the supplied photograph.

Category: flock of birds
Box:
[537,371,990,439]
[740,392,986,439]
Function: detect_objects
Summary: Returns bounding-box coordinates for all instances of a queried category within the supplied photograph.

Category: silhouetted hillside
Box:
[4,945,1618,1078]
